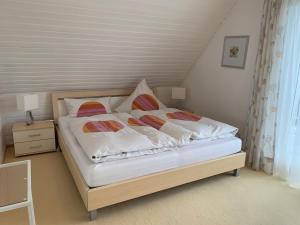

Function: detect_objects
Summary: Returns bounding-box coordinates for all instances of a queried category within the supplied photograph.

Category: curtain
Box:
[244,0,283,174]
[274,0,300,188]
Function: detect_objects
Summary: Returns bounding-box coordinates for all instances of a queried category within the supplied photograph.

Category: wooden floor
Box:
[1,147,300,225]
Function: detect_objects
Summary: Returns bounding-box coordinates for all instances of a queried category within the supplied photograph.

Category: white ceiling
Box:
[0,0,237,94]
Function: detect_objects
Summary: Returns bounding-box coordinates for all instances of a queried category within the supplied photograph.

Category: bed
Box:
[52,89,246,220]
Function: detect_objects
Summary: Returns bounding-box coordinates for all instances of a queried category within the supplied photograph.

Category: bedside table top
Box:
[13,120,54,132]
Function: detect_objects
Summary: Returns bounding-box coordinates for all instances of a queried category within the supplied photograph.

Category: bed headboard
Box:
[51,89,133,124]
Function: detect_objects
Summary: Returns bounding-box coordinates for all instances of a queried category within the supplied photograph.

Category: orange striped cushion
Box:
[139,115,165,130]
[77,101,107,117]
[82,120,124,133]
[166,111,201,121]
[132,94,159,111]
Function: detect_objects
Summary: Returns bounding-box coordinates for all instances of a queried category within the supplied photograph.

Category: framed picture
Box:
[221,35,249,69]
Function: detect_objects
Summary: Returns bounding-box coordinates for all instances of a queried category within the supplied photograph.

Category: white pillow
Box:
[64,97,111,117]
[115,79,166,112]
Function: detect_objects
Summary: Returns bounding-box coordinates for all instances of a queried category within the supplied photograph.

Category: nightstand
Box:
[12,120,56,157]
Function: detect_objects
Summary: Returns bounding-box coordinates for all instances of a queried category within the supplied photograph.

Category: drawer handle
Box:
[28,134,41,138]
[30,145,42,149]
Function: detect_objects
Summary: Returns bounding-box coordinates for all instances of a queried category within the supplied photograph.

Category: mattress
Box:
[58,117,242,187]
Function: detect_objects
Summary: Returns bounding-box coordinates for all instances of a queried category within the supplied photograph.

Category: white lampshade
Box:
[171,87,186,100]
[17,94,39,111]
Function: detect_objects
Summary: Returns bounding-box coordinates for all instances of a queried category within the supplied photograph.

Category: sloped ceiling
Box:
[0,0,237,94]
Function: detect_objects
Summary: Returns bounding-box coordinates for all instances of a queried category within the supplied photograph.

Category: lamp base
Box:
[26,111,34,126]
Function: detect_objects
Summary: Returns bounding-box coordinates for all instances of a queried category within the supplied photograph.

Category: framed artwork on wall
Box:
[221,35,250,69]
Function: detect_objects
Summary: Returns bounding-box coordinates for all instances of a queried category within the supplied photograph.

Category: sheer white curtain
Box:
[274,0,300,188]
[244,0,282,174]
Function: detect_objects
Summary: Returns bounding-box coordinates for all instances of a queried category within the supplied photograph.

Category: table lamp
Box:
[17,94,39,125]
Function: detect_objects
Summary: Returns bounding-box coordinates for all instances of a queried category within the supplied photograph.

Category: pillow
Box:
[115,79,166,112]
[64,97,111,117]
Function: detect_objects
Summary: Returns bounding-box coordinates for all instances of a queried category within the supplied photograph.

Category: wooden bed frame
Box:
[52,89,246,221]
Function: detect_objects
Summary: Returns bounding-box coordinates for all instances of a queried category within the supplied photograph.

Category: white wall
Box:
[183,0,263,136]
[0,0,237,94]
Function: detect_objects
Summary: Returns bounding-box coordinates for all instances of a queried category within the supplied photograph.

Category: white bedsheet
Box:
[58,117,242,187]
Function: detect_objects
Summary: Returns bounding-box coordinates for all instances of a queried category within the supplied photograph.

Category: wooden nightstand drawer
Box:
[13,121,56,157]
[14,139,56,156]
[13,128,55,143]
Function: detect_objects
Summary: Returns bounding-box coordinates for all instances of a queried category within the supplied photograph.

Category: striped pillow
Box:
[115,79,166,112]
[64,98,111,117]
[132,94,159,111]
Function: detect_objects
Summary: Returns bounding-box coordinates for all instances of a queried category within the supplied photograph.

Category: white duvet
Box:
[65,109,238,164]
[149,108,238,140]
[68,114,156,162]
[130,110,193,145]
[115,113,178,147]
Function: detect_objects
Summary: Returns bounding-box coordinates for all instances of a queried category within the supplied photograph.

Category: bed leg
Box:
[233,169,240,177]
[89,210,97,221]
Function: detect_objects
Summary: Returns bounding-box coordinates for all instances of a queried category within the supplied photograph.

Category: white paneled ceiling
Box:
[0,0,237,94]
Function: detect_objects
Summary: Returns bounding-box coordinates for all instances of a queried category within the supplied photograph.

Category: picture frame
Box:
[221,35,250,69]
